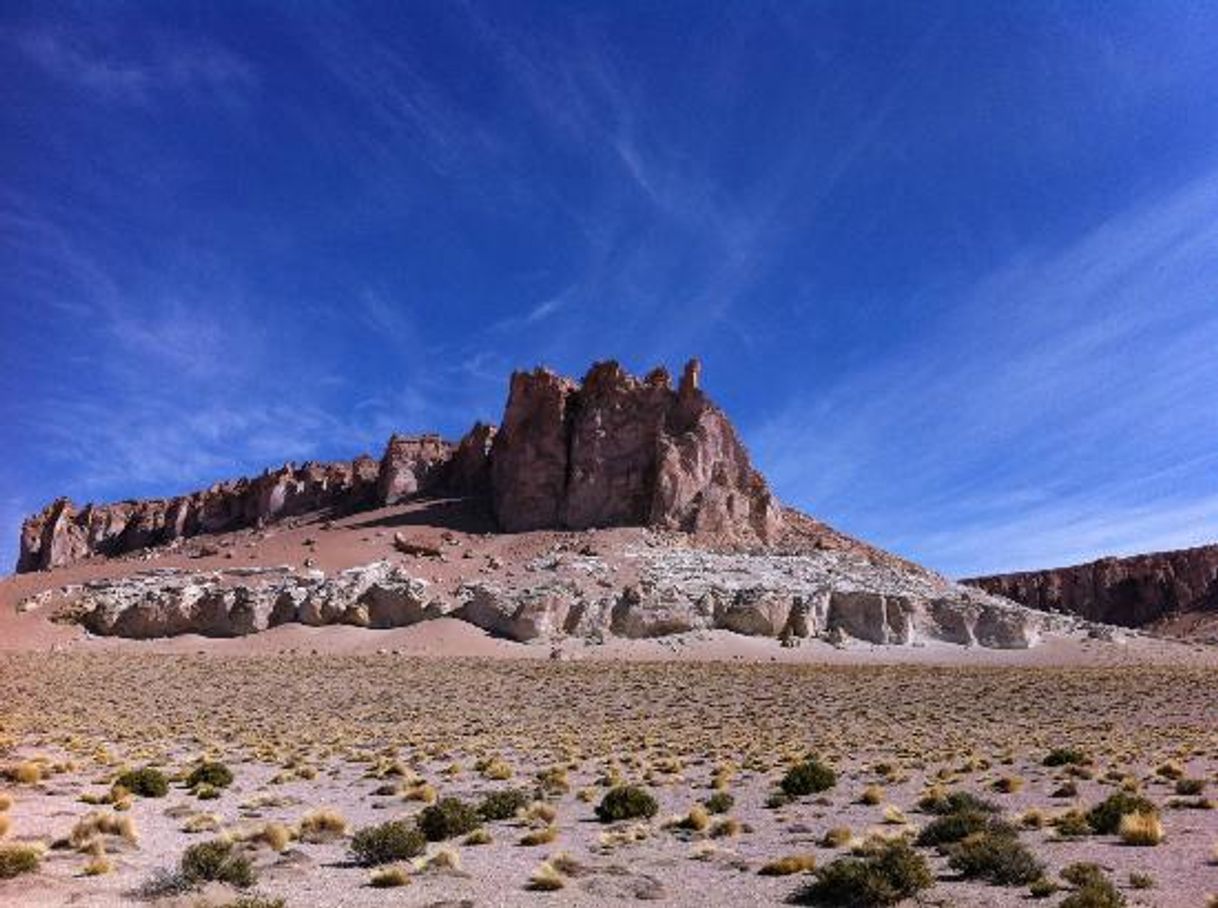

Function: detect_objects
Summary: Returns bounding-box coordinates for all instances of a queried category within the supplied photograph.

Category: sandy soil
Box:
[4,501,1218,906]
[2,655,1218,906]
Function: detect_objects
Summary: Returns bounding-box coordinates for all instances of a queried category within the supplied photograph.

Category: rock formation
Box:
[40,541,1061,649]
[490,359,781,543]
[964,544,1218,628]
[17,457,382,573]
[17,359,780,572]
[377,434,454,505]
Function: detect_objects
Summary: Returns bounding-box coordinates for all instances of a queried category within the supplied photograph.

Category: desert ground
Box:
[2,650,1218,907]
[3,505,1218,906]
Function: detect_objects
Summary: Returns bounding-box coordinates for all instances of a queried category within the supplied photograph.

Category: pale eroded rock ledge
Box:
[31,546,1090,650]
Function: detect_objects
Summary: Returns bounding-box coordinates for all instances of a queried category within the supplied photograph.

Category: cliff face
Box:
[17,457,382,573]
[17,358,781,571]
[489,359,781,544]
[963,544,1218,627]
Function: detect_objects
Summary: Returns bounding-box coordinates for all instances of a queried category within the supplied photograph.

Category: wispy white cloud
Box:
[753,164,1218,577]
[11,26,255,105]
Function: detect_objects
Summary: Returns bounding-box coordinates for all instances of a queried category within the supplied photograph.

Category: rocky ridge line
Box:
[964,543,1218,628]
[17,358,780,572]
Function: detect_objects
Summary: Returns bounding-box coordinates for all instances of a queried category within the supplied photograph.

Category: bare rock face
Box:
[444,422,497,498]
[17,457,382,572]
[73,562,429,638]
[377,435,454,505]
[964,543,1218,628]
[489,359,781,544]
[453,582,581,642]
[489,368,578,531]
[16,357,784,572]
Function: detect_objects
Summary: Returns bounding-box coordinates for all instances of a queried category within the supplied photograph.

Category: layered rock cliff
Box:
[963,543,1218,628]
[17,457,382,573]
[17,359,780,572]
[490,359,780,543]
[37,540,1055,649]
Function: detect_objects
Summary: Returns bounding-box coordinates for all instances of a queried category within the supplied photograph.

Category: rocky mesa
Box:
[964,543,1218,628]
[17,358,777,573]
[12,357,1079,651]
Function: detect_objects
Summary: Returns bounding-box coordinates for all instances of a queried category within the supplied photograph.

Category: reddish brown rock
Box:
[488,358,780,544]
[488,368,578,530]
[963,544,1218,628]
[377,434,454,505]
[17,456,382,572]
[443,422,497,498]
[16,357,781,572]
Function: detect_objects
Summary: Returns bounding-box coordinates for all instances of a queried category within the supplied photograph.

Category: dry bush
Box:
[3,762,41,785]
[527,860,565,891]
[298,808,349,842]
[520,825,558,846]
[759,853,816,876]
[69,811,138,850]
[370,865,411,887]
[0,841,42,878]
[1118,811,1165,846]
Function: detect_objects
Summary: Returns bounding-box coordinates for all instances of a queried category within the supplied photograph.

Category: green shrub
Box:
[350,819,426,866]
[915,811,1011,848]
[1061,862,1106,887]
[1175,778,1205,796]
[1086,792,1156,835]
[115,766,169,798]
[595,785,659,822]
[219,898,287,908]
[477,788,530,821]
[792,838,932,906]
[1043,747,1088,767]
[186,762,234,790]
[1052,809,1091,837]
[1059,878,1126,908]
[1028,877,1060,898]
[780,759,837,797]
[918,789,998,815]
[180,839,256,888]
[947,831,1043,886]
[703,791,734,814]
[417,797,480,841]
[0,843,41,879]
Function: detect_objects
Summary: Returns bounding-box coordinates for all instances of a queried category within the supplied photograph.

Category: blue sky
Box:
[3,2,1217,576]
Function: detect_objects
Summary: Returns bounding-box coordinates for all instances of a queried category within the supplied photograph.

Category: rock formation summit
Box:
[18,359,778,573]
[12,358,1068,650]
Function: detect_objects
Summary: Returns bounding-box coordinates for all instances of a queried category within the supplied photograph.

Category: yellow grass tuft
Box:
[370,865,411,888]
[1119,811,1164,846]
[528,860,565,890]
[3,763,42,786]
[69,811,138,850]
[520,825,559,846]
[758,853,816,876]
[82,855,113,876]
[298,808,350,842]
